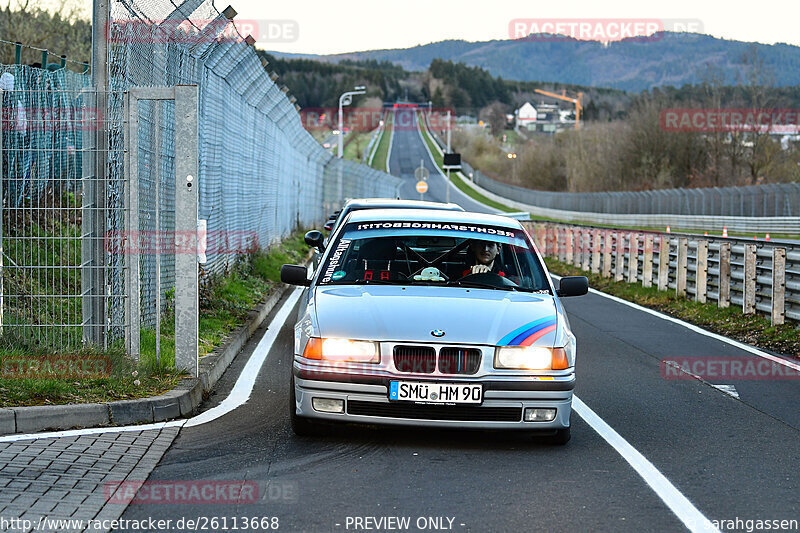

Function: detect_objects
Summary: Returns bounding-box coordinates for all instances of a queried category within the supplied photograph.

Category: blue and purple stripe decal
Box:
[498,316,557,346]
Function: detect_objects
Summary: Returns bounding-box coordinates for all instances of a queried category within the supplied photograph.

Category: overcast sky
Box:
[210,0,800,55]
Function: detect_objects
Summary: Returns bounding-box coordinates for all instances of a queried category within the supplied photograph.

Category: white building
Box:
[515,102,538,131]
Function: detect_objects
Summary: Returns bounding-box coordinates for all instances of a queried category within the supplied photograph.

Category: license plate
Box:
[389,381,482,404]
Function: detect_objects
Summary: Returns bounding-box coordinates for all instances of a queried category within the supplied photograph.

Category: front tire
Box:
[549,427,571,445]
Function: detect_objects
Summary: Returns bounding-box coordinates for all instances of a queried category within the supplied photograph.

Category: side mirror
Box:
[556,276,588,297]
[305,230,325,253]
[281,264,311,286]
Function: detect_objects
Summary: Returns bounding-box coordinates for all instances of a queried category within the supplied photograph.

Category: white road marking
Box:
[184,287,303,427]
[711,385,740,399]
[0,288,303,443]
[0,420,185,443]
[550,273,800,373]
[572,396,720,533]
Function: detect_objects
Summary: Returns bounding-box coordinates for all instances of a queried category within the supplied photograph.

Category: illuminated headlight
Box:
[303,337,380,363]
[494,346,569,370]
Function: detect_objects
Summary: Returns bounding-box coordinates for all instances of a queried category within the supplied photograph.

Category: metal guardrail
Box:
[424,117,799,234]
[525,222,796,325]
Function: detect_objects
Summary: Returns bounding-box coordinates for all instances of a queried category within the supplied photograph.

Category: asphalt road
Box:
[387,109,497,214]
[114,109,800,533]
[116,286,800,533]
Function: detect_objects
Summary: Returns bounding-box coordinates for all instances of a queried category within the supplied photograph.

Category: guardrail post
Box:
[628,233,639,283]
[565,228,573,265]
[771,247,786,325]
[743,244,757,315]
[573,228,582,268]
[581,229,590,271]
[591,230,600,274]
[643,234,654,287]
[696,240,708,303]
[557,227,565,262]
[615,232,625,282]
[602,231,612,278]
[551,225,558,258]
[676,238,688,297]
[658,236,669,291]
[719,242,731,308]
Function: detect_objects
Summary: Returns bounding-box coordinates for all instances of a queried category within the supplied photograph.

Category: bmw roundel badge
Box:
[431,329,445,337]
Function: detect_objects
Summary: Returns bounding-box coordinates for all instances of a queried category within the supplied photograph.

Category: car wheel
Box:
[549,427,571,445]
[289,376,324,437]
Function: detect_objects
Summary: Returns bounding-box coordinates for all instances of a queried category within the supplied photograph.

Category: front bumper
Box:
[292,361,574,430]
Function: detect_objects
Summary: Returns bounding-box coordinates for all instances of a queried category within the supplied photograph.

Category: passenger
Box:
[462,239,505,277]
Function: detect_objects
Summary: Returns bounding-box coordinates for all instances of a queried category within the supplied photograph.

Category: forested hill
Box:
[268,32,800,92]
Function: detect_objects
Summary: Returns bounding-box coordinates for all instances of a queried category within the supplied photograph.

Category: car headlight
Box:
[302,337,380,363]
[494,346,569,370]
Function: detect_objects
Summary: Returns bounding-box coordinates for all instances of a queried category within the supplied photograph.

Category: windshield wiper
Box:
[447,280,519,291]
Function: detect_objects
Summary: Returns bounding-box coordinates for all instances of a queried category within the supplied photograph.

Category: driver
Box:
[462,239,505,277]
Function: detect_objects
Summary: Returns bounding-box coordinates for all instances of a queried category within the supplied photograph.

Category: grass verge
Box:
[370,115,392,172]
[0,230,310,407]
[544,257,800,358]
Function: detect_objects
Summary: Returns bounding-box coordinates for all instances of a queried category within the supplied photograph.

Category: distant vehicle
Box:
[322,142,331,149]
[326,198,464,236]
[281,209,588,443]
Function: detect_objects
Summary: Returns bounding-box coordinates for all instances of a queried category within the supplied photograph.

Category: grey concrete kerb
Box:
[0,283,293,436]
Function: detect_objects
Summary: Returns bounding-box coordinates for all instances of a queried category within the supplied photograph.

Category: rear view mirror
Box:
[281,264,311,286]
[556,276,588,297]
[305,230,325,253]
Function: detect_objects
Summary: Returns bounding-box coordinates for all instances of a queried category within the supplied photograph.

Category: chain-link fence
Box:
[0,0,400,353]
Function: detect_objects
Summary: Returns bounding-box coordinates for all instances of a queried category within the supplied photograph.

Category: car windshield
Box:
[318,220,551,292]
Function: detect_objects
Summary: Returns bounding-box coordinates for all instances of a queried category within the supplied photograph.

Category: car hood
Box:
[313,285,559,346]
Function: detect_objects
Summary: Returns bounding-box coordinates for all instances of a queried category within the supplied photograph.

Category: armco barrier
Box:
[423,113,799,233]
[525,222,798,325]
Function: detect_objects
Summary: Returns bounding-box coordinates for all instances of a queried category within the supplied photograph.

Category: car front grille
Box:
[393,345,436,373]
[347,400,522,422]
[438,348,481,375]
[393,345,482,375]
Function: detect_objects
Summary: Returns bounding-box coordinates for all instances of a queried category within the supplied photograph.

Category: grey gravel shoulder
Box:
[0,284,292,436]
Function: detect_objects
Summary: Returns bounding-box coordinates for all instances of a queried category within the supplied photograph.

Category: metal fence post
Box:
[676,238,688,297]
[81,89,98,345]
[602,231,612,278]
[696,240,708,303]
[719,242,731,308]
[591,230,600,274]
[0,89,3,334]
[771,248,786,325]
[614,232,625,282]
[90,0,110,347]
[743,244,757,315]
[174,85,199,376]
[642,234,654,288]
[658,236,669,291]
[628,233,639,283]
[125,92,141,360]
